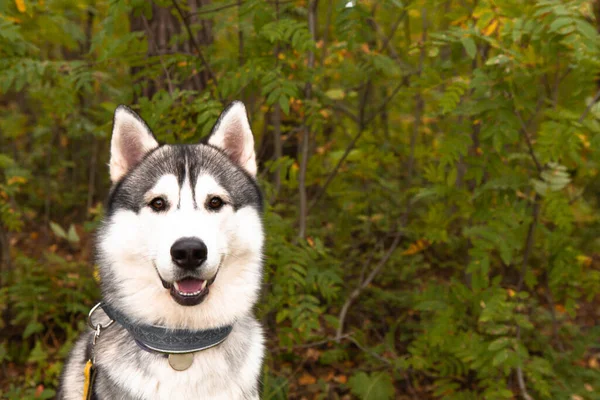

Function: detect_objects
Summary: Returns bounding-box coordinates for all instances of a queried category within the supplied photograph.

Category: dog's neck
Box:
[100,302,234,354]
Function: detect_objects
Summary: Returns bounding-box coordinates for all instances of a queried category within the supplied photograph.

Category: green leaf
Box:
[325,88,345,100]
[49,221,67,239]
[492,349,511,367]
[488,337,511,351]
[279,96,290,115]
[23,320,43,339]
[348,371,395,400]
[549,17,573,33]
[67,224,80,244]
[461,36,477,59]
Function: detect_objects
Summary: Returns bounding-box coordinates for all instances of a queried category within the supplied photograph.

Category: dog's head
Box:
[97,102,263,329]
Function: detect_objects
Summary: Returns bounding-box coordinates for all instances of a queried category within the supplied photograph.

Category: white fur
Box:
[99,163,264,330]
[208,102,257,176]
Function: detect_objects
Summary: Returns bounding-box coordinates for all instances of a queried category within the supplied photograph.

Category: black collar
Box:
[100,303,233,354]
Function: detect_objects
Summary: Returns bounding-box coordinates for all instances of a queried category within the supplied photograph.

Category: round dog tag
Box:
[168,353,194,371]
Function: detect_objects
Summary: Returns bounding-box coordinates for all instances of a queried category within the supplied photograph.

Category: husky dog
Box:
[58,102,264,400]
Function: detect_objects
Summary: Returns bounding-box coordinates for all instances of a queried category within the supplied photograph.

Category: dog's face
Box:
[97,103,263,329]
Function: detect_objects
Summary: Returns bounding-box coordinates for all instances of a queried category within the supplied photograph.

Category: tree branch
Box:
[297,0,318,239]
[578,88,600,123]
[171,0,223,104]
[309,81,406,211]
[335,230,404,341]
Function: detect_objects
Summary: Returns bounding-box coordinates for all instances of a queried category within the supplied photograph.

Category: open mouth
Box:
[153,262,218,306]
[169,278,210,306]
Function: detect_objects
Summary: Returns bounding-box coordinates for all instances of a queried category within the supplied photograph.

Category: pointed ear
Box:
[208,101,257,176]
[109,105,159,183]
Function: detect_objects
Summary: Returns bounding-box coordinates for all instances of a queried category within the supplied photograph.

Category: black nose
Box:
[170,238,207,269]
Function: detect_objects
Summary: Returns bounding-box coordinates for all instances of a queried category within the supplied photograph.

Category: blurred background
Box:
[1,0,600,398]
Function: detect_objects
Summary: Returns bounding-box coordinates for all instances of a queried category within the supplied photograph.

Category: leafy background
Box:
[1,0,600,399]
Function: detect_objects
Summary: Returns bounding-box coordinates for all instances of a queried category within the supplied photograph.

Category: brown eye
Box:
[208,196,224,210]
[149,197,167,212]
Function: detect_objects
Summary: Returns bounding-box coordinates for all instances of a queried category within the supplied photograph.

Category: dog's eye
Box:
[149,197,167,212]
[207,196,224,211]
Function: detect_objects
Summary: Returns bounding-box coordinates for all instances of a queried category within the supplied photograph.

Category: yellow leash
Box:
[82,360,96,400]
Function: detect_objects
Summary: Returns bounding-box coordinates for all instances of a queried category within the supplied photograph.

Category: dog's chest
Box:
[98,349,243,399]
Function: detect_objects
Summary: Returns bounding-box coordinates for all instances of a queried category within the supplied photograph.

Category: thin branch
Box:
[336,229,404,341]
[171,0,223,104]
[330,103,360,123]
[516,327,534,400]
[307,126,364,212]
[347,336,393,365]
[237,0,244,66]
[578,88,600,123]
[363,80,406,126]
[297,0,318,239]
[379,6,408,52]
[309,81,406,211]
[271,0,282,199]
[515,110,543,174]
[273,333,353,353]
[517,197,540,292]
[185,1,240,17]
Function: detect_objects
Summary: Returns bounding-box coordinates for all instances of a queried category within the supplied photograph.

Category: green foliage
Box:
[2,0,600,398]
[348,371,395,400]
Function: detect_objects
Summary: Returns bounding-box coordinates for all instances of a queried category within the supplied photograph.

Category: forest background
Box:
[1,0,600,399]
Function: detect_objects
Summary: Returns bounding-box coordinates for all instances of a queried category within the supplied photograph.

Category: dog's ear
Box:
[109,106,159,183]
[208,102,257,176]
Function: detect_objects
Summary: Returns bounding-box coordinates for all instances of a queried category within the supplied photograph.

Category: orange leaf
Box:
[298,373,316,385]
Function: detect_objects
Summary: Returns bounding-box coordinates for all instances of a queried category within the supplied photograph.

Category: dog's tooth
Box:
[173,281,180,291]
[201,280,207,290]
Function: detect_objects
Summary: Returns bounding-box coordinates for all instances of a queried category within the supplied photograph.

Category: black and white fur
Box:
[58,102,264,399]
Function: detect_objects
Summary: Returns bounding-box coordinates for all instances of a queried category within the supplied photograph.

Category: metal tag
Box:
[168,353,194,371]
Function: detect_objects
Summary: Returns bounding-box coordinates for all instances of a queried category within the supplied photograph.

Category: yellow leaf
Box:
[7,176,27,185]
[482,19,499,36]
[576,255,592,268]
[507,289,516,297]
[402,239,430,255]
[15,0,26,13]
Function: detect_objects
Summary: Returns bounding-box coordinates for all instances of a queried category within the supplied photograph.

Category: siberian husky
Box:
[58,102,264,399]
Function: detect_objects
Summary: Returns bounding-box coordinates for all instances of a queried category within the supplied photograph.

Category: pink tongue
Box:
[177,278,204,293]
